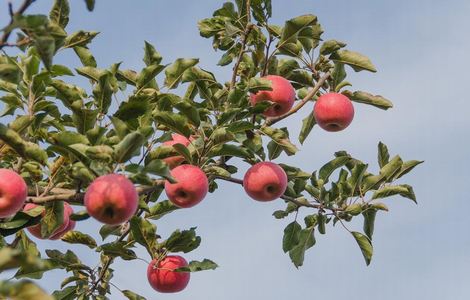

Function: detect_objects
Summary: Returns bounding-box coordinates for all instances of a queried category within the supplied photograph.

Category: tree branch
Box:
[27,180,165,204]
[0,0,36,50]
[264,71,331,126]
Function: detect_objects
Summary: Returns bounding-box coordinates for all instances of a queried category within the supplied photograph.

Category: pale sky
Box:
[1,0,470,299]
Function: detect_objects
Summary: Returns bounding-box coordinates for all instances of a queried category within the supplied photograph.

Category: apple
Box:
[84,174,138,225]
[25,202,73,239]
[147,255,190,293]
[243,162,288,201]
[162,134,191,169]
[0,169,28,218]
[165,165,208,208]
[249,75,295,117]
[313,92,354,132]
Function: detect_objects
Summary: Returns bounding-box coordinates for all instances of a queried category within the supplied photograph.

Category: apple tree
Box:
[0,0,422,299]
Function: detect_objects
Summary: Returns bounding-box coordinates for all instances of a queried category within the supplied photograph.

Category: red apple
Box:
[243,162,288,202]
[249,75,295,117]
[147,255,190,293]
[162,134,191,169]
[0,169,28,218]
[165,165,208,208]
[84,174,138,225]
[313,92,354,132]
[25,202,73,239]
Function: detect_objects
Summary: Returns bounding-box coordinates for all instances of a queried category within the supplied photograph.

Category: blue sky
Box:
[2,0,470,299]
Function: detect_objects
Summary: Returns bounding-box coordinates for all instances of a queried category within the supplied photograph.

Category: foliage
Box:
[0,0,421,298]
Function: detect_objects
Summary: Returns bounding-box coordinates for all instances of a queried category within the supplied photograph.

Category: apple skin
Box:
[313,92,354,132]
[0,169,28,218]
[243,162,288,202]
[24,202,73,239]
[162,134,191,169]
[249,75,295,117]
[147,255,190,293]
[165,165,208,208]
[84,174,138,225]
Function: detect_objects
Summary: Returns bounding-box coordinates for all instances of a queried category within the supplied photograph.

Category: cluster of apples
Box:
[0,75,355,294]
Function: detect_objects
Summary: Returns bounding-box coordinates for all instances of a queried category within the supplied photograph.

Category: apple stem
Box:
[265,72,331,126]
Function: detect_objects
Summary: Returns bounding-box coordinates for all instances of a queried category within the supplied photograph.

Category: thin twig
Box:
[0,0,36,50]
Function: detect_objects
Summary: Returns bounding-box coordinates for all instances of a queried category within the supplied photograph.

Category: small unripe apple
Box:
[84,174,138,225]
[0,169,28,218]
[162,134,191,169]
[249,75,295,117]
[165,165,208,208]
[243,162,288,201]
[147,255,190,293]
[313,92,354,132]
[25,202,73,239]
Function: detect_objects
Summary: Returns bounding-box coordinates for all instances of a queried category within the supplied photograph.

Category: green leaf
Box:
[136,64,165,90]
[129,216,157,257]
[363,209,377,240]
[0,280,54,300]
[267,140,282,160]
[207,144,251,159]
[144,159,173,181]
[164,58,199,89]
[60,231,97,249]
[35,35,55,70]
[379,155,403,181]
[63,31,99,48]
[41,201,64,238]
[330,50,377,73]
[175,259,218,273]
[260,126,298,156]
[371,184,417,203]
[377,142,390,168]
[163,227,201,253]
[280,15,317,46]
[74,46,97,67]
[350,91,393,110]
[97,241,137,260]
[113,131,145,163]
[84,0,95,11]
[319,156,350,183]
[99,225,121,240]
[174,100,201,126]
[153,111,191,137]
[288,226,315,268]
[395,160,423,179]
[122,290,147,300]
[282,221,301,253]
[320,40,347,55]
[146,200,180,220]
[143,41,162,66]
[348,163,368,196]
[299,113,316,144]
[351,231,373,266]
[247,77,272,93]
[49,0,70,28]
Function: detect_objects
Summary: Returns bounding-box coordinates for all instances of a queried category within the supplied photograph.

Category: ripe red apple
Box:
[147,255,190,293]
[249,75,295,117]
[162,134,191,169]
[243,162,288,202]
[165,165,208,208]
[84,174,138,225]
[0,169,28,218]
[313,92,354,132]
[24,202,73,239]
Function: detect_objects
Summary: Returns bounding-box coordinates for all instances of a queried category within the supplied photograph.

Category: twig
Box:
[230,0,253,89]
[0,0,36,50]
[264,71,331,126]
